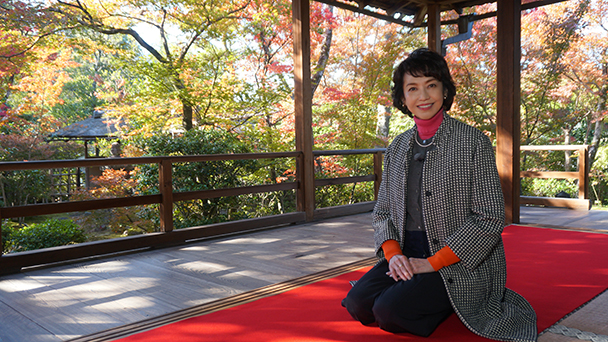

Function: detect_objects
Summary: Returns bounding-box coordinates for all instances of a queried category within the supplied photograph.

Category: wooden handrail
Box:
[0,152,302,171]
[520,145,590,210]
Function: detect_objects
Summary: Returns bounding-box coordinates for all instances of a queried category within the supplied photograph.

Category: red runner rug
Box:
[116,225,608,341]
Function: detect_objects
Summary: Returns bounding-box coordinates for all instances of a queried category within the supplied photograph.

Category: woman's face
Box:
[402,74,445,120]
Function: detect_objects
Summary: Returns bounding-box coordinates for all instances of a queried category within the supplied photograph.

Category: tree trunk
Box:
[589,61,607,170]
[183,101,193,131]
[564,128,571,171]
[589,119,604,170]
[311,7,334,97]
[376,105,391,147]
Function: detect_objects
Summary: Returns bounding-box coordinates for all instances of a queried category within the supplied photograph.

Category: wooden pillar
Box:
[292,0,315,221]
[496,0,521,224]
[427,4,442,52]
[578,146,589,200]
[0,210,3,257]
[373,151,383,200]
[159,159,174,232]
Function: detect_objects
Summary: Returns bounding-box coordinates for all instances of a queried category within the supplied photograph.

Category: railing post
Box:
[579,146,589,200]
[0,210,3,257]
[373,151,383,200]
[159,159,174,232]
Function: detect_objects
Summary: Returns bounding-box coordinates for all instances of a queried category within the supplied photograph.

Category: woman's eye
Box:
[407,87,416,92]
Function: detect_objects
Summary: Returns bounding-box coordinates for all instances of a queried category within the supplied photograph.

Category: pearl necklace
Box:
[415,135,434,148]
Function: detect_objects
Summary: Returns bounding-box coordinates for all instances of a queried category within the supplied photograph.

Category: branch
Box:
[160,9,173,64]
[566,69,600,95]
[178,0,251,62]
[96,26,169,63]
[0,25,79,59]
[53,1,168,64]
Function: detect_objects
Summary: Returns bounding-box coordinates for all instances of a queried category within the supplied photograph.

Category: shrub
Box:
[521,178,579,198]
[590,145,608,206]
[6,219,87,253]
[1,221,16,254]
[131,129,263,228]
[71,168,155,235]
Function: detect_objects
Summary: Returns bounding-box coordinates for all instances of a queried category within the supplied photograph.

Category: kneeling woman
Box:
[342,48,538,342]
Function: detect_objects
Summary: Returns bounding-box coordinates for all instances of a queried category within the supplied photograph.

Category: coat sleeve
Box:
[372,143,401,259]
[445,133,506,270]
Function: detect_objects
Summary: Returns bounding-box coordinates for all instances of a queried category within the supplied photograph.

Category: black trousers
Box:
[342,260,453,337]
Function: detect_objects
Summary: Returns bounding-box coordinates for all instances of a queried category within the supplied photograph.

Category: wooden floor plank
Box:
[0,300,58,342]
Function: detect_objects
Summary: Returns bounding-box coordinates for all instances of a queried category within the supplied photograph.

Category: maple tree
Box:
[71,168,155,235]
[445,4,498,139]
[29,0,252,131]
[560,0,608,168]
[314,10,424,151]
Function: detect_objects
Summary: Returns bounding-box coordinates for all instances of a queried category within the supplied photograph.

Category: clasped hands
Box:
[387,254,434,281]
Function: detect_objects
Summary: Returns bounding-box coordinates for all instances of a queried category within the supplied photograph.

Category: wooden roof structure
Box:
[50,110,121,141]
[313,0,570,26]
[292,0,570,224]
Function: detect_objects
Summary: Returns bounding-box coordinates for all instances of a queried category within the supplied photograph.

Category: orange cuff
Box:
[428,246,461,271]
[381,239,403,262]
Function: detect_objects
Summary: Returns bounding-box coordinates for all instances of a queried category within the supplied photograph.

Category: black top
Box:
[403,134,434,258]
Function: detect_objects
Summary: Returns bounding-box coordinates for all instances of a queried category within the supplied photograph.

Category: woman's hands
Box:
[409,258,435,274]
[387,254,414,281]
[387,255,435,281]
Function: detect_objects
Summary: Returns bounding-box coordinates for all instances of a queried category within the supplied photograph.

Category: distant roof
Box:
[49,111,123,141]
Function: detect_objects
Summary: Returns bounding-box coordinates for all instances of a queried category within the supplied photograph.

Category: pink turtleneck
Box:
[413,109,444,140]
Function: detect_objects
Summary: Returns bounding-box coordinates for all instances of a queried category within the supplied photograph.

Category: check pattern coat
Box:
[373,113,538,342]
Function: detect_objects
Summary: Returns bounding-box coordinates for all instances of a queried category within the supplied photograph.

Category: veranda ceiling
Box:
[313,0,570,26]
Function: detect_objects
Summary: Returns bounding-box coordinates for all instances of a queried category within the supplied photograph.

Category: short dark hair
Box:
[391,48,456,117]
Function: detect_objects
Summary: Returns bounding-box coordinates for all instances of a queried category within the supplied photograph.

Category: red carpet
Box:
[117,225,608,341]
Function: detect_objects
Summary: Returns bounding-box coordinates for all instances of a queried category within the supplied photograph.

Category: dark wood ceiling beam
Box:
[314,0,416,27]
[315,0,570,28]
[386,1,414,16]
[440,0,570,26]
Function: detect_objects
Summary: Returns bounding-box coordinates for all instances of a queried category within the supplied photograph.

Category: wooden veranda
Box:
[0,1,602,341]
[0,0,583,273]
[0,208,606,342]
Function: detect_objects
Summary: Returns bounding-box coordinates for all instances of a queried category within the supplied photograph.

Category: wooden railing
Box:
[0,149,385,274]
[520,145,590,210]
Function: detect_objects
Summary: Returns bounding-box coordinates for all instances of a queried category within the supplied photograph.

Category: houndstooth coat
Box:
[373,113,537,342]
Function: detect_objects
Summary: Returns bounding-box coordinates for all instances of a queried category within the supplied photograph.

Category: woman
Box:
[342,48,537,341]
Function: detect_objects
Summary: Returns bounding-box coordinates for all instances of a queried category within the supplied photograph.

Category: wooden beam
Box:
[427,4,442,52]
[292,0,315,221]
[313,202,376,221]
[520,196,591,210]
[373,150,383,200]
[496,0,521,224]
[159,159,174,232]
[0,211,3,257]
[579,145,590,200]
[520,171,579,179]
